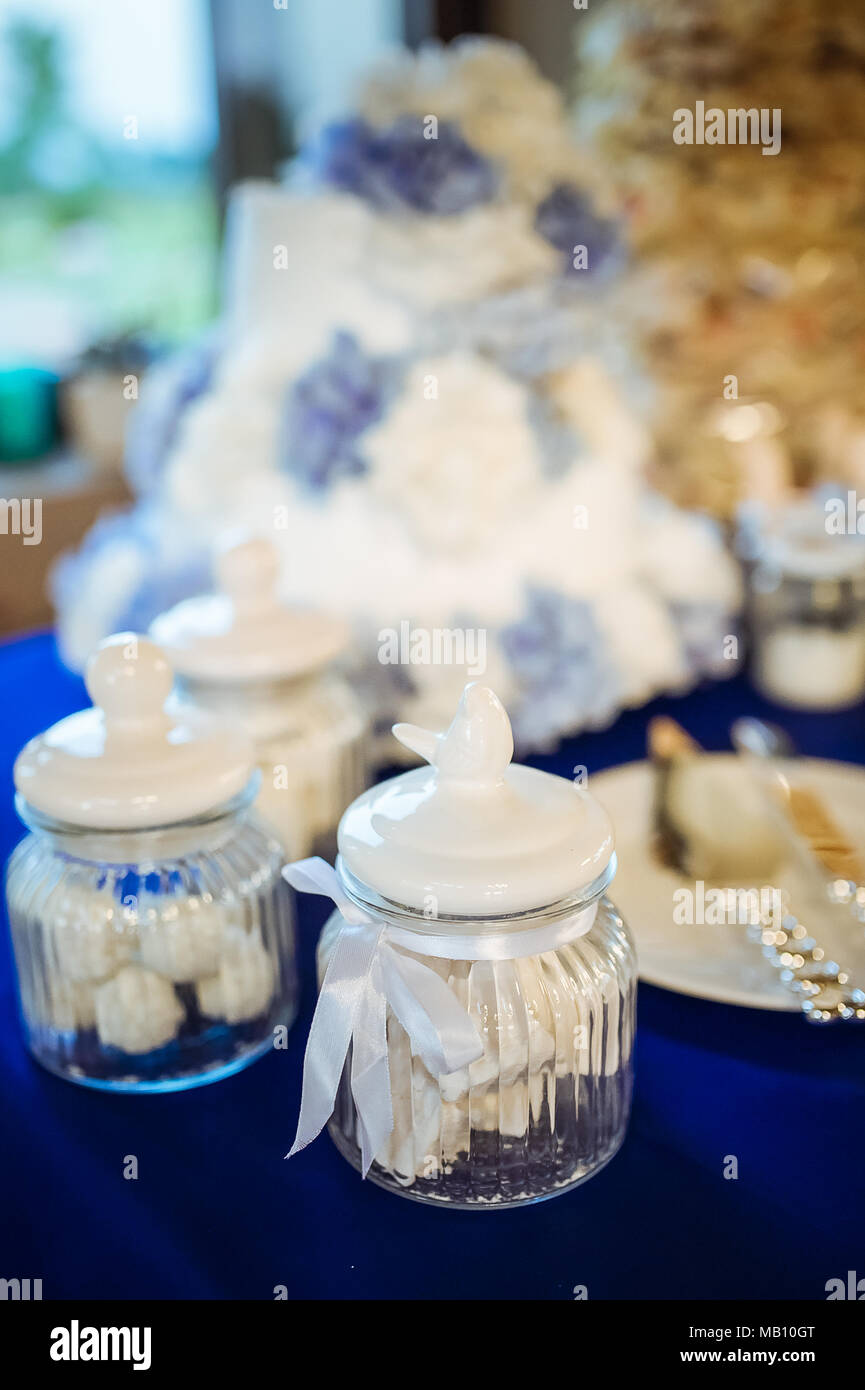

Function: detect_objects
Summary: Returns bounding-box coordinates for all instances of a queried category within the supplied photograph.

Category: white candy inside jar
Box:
[33,882,277,1053]
[318,920,629,1188]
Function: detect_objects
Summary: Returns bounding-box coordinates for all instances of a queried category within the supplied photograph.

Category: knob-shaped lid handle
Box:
[215,533,282,616]
[151,531,350,684]
[14,632,255,829]
[85,635,173,744]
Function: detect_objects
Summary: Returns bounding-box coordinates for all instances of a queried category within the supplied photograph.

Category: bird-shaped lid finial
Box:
[393,684,514,790]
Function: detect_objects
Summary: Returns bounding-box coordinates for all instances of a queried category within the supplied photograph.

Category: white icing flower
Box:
[371,203,557,307]
[637,498,743,608]
[166,392,281,521]
[594,581,691,708]
[365,352,542,550]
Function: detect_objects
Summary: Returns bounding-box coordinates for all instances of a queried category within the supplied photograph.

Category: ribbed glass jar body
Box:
[5,802,297,1092]
[317,895,636,1208]
[176,672,368,858]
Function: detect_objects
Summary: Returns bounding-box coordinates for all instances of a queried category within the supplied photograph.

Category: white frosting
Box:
[365,353,543,551]
[222,187,412,353]
[370,204,557,308]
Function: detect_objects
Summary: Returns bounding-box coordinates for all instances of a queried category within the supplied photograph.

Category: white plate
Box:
[591,757,865,1010]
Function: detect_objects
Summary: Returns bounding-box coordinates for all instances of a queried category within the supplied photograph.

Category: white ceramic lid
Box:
[337,684,615,916]
[760,498,865,580]
[150,534,350,684]
[14,634,255,829]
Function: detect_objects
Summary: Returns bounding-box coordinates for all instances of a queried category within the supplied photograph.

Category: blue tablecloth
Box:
[2,631,863,1300]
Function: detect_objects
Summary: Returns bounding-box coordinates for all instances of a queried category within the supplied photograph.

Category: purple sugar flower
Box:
[308,116,498,216]
[535,183,620,277]
[279,332,391,492]
[501,587,621,749]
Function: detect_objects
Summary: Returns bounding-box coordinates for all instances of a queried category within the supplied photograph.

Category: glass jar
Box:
[174,669,367,860]
[152,535,368,857]
[318,881,636,1208]
[6,633,298,1092]
[744,498,865,709]
[285,682,636,1209]
[6,790,296,1091]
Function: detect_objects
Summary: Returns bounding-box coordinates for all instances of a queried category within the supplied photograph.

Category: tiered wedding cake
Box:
[55,39,740,751]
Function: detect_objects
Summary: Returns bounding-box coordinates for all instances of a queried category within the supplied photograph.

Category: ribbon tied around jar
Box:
[282,856,599,1175]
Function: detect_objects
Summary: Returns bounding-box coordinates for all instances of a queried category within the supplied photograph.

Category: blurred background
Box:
[2,0,865,743]
[0,0,596,635]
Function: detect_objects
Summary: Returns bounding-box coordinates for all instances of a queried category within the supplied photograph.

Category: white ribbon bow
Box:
[282,857,485,1176]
